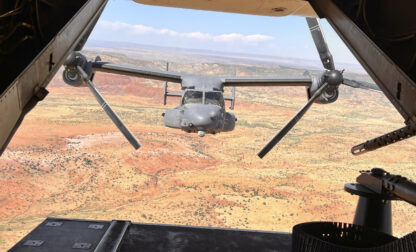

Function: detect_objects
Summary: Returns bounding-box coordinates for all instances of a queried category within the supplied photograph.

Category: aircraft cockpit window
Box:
[205,92,224,107]
[183,91,203,104]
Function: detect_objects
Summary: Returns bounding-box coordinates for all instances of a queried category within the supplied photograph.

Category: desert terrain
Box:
[0,44,415,250]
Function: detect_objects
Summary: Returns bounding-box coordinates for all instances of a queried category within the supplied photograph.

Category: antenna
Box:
[163,62,169,105]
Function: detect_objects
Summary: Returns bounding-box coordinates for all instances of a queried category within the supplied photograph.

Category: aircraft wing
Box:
[222,76,313,87]
[92,62,183,83]
[223,76,381,92]
[133,0,316,17]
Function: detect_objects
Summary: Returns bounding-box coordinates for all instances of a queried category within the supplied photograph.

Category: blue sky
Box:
[89,0,361,65]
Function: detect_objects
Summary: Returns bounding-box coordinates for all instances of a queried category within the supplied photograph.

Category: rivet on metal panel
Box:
[73,242,92,249]
[45,221,63,227]
[23,240,44,246]
[88,224,104,230]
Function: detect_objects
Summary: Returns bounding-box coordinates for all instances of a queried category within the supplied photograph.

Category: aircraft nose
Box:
[188,105,221,128]
[209,109,220,120]
[195,114,215,126]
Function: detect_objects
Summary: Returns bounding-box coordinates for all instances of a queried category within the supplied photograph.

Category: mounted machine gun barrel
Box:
[345,168,416,234]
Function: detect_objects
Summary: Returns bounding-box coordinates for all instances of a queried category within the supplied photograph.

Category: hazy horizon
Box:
[89,0,364,65]
[85,39,369,75]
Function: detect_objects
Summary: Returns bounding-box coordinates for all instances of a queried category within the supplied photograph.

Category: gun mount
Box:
[345,168,416,235]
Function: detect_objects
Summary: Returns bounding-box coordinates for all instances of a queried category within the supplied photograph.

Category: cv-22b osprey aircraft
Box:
[63,17,379,158]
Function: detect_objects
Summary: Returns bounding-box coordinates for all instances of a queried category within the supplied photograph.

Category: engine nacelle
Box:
[306,73,339,104]
[223,112,236,132]
[62,52,91,87]
[163,108,182,129]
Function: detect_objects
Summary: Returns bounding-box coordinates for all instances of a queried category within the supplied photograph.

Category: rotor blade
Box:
[306,17,335,70]
[222,76,312,87]
[258,81,330,158]
[76,66,141,150]
[343,78,381,91]
[92,61,183,83]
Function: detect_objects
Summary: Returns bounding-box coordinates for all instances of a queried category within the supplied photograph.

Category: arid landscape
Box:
[1,44,415,250]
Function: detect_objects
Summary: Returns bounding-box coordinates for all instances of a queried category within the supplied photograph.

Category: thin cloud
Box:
[98,20,273,44]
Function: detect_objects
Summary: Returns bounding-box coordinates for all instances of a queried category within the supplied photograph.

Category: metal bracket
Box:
[88,224,104,230]
[23,240,44,247]
[72,242,92,249]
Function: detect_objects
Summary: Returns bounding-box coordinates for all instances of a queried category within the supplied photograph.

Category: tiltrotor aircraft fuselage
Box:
[163,89,237,137]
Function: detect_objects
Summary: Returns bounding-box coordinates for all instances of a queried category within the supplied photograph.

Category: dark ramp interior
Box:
[0,0,87,95]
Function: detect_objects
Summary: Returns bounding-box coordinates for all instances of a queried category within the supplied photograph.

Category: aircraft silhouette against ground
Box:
[63,17,379,158]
